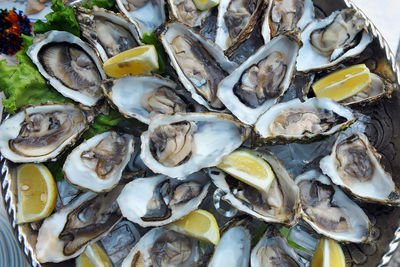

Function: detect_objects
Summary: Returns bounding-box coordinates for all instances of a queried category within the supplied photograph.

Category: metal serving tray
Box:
[1,0,400,266]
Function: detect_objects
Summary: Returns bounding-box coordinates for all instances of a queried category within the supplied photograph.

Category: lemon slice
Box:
[103,45,159,77]
[167,209,220,245]
[76,243,113,267]
[16,164,57,224]
[193,0,220,10]
[217,150,275,193]
[312,239,346,267]
[312,64,372,101]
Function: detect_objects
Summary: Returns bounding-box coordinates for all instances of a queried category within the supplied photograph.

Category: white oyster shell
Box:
[63,131,135,193]
[167,0,211,27]
[27,30,106,106]
[116,0,165,37]
[140,113,249,178]
[159,22,237,111]
[320,132,400,204]
[208,226,251,267]
[121,227,201,267]
[0,104,87,163]
[296,170,371,243]
[209,149,301,226]
[117,172,210,227]
[217,34,299,125]
[296,9,373,72]
[254,97,355,142]
[261,0,315,43]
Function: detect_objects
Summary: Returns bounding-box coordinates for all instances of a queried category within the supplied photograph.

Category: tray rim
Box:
[1,0,400,266]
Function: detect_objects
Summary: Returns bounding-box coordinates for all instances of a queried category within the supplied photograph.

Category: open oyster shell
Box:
[254,97,355,144]
[167,0,211,28]
[261,0,315,43]
[0,103,88,163]
[117,172,210,227]
[159,22,237,111]
[27,30,106,106]
[35,187,123,263]
[140,112,249,178]
[296,9,373,72]
[215,0,266,55]
[75,6,141,62]
[251,234,305,267]
[320,132,400,204]
[296,170,371,243]
[116,0,165,37]
[218,34,300,125]
[121,227,202,267]
[209,149,301,226]
[102,75,195,124]
[63,131,135,193]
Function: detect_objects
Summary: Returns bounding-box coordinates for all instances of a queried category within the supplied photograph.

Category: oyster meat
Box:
[296,170,371,243]
[63,131,135,193]
[297,9,373,72]
[159,22,237,110]
[102,75,193,124]
[121,227,202,267]
[209,149,301,226]
[167,0,211,28]
[116,0,165,36]
[254,97,355,144]
[27,30,106,106]
[141,113,249,178]
[35,187,123,263]
[0,104,88,163]
[75,7,141,62]
[215,0,265,54]
[251,235,304,267]
[218,34,299,125]
[320,132,400,204]
[117,172,210,227]
[261,0,314,43]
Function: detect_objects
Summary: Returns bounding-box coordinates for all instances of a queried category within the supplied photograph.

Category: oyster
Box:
[215,0,265,54]
[121,227,202,267]
[251,235,304,267]
[167,0,211,28]
[261,0,315,43]
[0,104,88,163]
[159,22,237,111]
[140,113,249,178]
[208,224,251,267]
[116,0,165,37]
[35,187,123,263]
[320,132,400,204]
[117,172,210,226]
[63,131,135,193]
[254,97,355,144]
[218,34,299,125]
[297,9,373,72]
[209,149,301,226]
[102,75,193,124]
[75,6,141,62]
[27,30,106,106]
[296,170,371,243]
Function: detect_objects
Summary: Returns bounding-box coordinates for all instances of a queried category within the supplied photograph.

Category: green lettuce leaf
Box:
[33,0,80,37]
[81,110,126,139]
[82,0,116,10]
[0,35,70,113]
[142,32,168,75]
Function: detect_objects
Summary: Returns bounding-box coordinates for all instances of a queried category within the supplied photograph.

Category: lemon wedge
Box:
[103,45,159,77]
[312,239,346,267]
[16,164,57,224]
[193,0,220,10]
[167,209,220,245]
[217,150,275,193]
[312,64,372,101]
[76,243,113,267]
